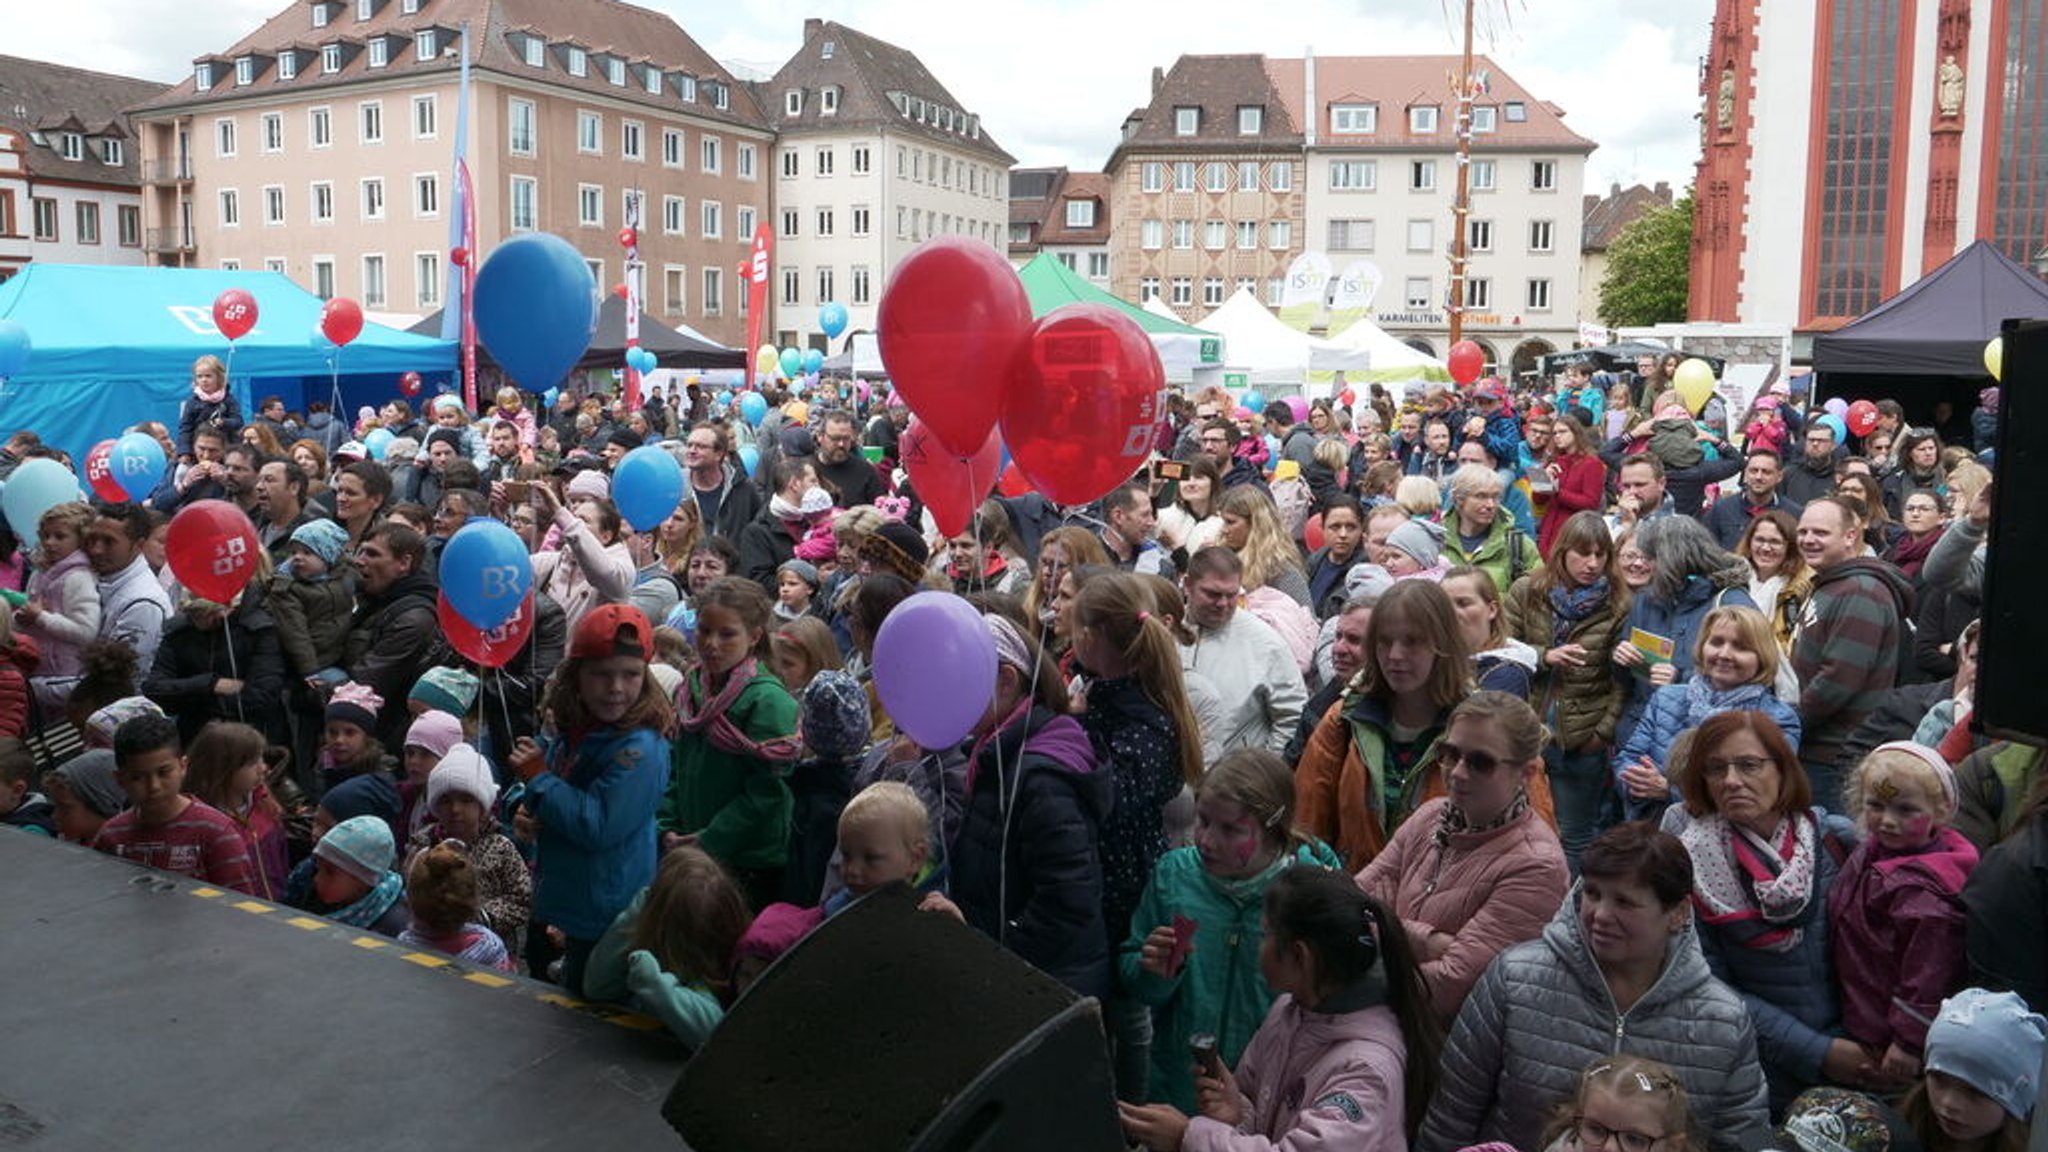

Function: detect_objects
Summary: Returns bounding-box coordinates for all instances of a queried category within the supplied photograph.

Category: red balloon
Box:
[878,237,1033,457]
[165,500,261,604]
[1338,388,1357,407]
[1846,399,1881,438]
[613,283,631,299]
[450,246,469,268]
[900,420,1002,539]
[1000,304,1165,507]
[438,591,535,669]
[1303,513,1325,553]
[321,297,365,347]
[997,462,1032,498]
[83,440,126,502]
[618,227,638,249]
[1447,339,1485,386]
[212,289,258,341]
[399,371,423,397]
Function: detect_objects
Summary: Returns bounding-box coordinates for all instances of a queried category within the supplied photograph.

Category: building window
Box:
[58,133,82,161]
[1527,278,1552,311]
[606,57,625,86]
[1141,220,1162,249]
[415,173,438,217]
[577,111,600,154]
[95,138,119,167]
[701,268,722,315]
[1237,105,1263,134]
[1170,277,1193,305]
[621,120,643,160]
[1174,107,1199,135]
[660,128,682,167]
[367,39,387,68]
[322,44,342,74]
[781,149,799,178]
[565,46,587,77]
[362,255,387,308]
[1237,220,1258,249]
[584,258,602,287]
[361,178,384,220]
[312,257,335,299]
[851,206,870,236]
[785,89,803,116]
[663,265,686,314]
[521,35,544,67]
[118,204,140,246]
[264,257,286,274]
[712,84,728,111]
[311,181,334,222]
[1328,219,1374,251]
[1066,200,1096,228]
[1409,160,1436,191]
[196,63,215,90]
[1471,105,1496,133]
[417,251,441,308]
[1138,162,1161,193]
[700,200,721,239]
[1167,162,1192,192]
[700,135,721,173]
[738,143,756,179]
[663,196,685,235]
[677,74,696,102]
[413,95,436,139]
[262,185,285,225]
[1268,220,1292,249]
[1172,219,1193,249]
[1468,218,1492,252]
[1404,277,1431,309]
[782,267,800,307]
[509,176,536,230]
[816,209,834,237]
[1237,161,1259,192]
[1329,161,1376,191]
[851,144,870,174]
[1331,103,1376,133]
[1504,100,1527,122]
[75,202,100,244]
[816,267,834,304]
[355,0,374,19]
[578,184,602,227]
[1471,159,1496,191]
[781,208,799,238]
[736,205,755,237]
[216,118,237,157]
[359,101,383,144]
[1204,162,1228,192]
[1269,162,1292,192]
[1464,277,1491,309]
[1087,252,1110,279]
[30,197,57,241]
[816,146,834,176]
[508,99,534,155]
[851,264,871,305]
[1264,278,1283,306]
[1409,106,1439,133]
[1531,160,1557,191]
[1407,219,1434,252]
[1204,220,1227,250]
[417,30,438,60]
[1202,277,1225,306]
[1139,277,1161,300]
[219,188,240,228]
[1528,219,1555,253]
[278,53,298,80]
[261,112,283,152]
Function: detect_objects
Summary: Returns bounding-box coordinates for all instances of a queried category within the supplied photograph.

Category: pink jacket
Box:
[24,550,102,680]
[1357,797,1568,1024]
[1184,997,1408,1152]
[1826,826,1978,1055]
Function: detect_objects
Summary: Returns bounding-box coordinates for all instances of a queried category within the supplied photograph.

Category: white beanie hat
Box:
[425,743,499,814]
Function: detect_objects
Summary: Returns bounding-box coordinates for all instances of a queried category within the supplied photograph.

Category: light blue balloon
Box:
[0,320,30,378]
[440,519,533,631]
[1,458,81,540]
[1818,413,1848,443]
[628,347,657,375]
[779,347,803,378]
[715,390,734,408]
[542,388,560,407]
[818,302,848,339]
[363,427,395,460]
[111,432,167,501]
[474,233,600,388]
[1241,390,1265,414]
[801,348,825,375]
[613,445,684,532]
[737,443,760,476]
[739,392,768,427]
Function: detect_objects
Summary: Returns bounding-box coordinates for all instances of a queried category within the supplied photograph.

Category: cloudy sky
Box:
[12,0,1713,193]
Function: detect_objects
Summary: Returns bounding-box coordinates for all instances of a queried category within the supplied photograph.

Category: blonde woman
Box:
[1217,485,1311,607]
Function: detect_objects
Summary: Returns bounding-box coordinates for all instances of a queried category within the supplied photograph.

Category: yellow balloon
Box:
[1673,357,1716,415]
[1984,336,2002,381]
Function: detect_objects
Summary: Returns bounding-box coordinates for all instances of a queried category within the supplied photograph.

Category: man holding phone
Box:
[1101,483,1176,580]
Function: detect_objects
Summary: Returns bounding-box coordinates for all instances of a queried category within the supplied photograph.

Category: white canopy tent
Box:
[1324,317,1453,384]
[1197,288,1369,392]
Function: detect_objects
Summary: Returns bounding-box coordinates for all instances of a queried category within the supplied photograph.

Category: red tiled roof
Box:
[1034,171,1111,245]
[1266,54,1595,152]
[1583,181,1674,251]
[763,19,1012,165]
[1107,54,1302,168]
[0,53,168,186]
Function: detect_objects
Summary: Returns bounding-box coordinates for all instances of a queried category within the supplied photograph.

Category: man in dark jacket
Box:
[1779,420,1843,506]
[1792,496,1914,809]
[140,593,287,745]
[684,422,763,545]
[1704,448,1803,549]
[1200,420,1269,494]
[814,411,886,508]
[344,522,448,749]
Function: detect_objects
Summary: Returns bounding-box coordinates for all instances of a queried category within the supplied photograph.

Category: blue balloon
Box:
[801,348,825,375]
[542,388,560,407]
[111,432,168,501]
[1241,390,1265,414]
[613,445,684,532]
[1,458,82,540]
[779,347,803,378]
[0,320,30,378]
[818,302,848,340]
[1818,413,1848,443]
[715,390,734,408]
[739,392,768,427]
[737,443,760,476]
[474,233,599,389]
[363,427,395,460]
[440,519,533,631]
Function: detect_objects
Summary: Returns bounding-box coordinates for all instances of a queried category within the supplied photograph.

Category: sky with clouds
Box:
[10,0,1713,194]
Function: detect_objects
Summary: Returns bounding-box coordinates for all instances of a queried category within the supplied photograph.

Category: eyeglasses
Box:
[1701,755,1773,780]
[1438,742,1507,775]
[1573,1118,1665,1152]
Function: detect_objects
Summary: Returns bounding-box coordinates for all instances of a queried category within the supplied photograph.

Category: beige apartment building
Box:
[129,0,773,347]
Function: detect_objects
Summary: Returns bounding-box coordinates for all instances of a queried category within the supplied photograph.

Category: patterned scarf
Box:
[1546,578,1611,645]
[678,658,803,768]
[329,870,406,930]
[1435,789,1531,849]
[1680,810,1818,952]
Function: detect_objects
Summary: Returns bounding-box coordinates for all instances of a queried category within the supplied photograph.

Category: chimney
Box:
[1152,66,1165,96]
[804,17,823,42]
[1610,182,1621,197]
[1654,180,1671,200]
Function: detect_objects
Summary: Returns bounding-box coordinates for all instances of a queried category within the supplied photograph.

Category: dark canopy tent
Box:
[410,294,744,372]
[1814,240,2048,434]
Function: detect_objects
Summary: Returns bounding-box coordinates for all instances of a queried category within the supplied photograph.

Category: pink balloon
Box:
[1285,396,1310,423]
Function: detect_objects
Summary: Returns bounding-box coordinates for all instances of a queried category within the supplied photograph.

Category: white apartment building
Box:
[0,55,164,282]
[763,19,1013,348]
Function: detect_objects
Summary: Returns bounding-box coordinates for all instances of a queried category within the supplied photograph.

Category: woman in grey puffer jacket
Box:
[1417,822,1772,1152]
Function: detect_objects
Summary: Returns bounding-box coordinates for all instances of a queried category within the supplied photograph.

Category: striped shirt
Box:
[93,799,261,895]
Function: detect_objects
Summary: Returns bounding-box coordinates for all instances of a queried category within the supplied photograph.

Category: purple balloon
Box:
[1823,397,1849,417]
[1285,396,1310,423]
[872,591,997,750]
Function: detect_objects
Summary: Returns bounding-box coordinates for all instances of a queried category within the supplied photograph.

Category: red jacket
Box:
[0,634,43,739]
[1826,827,1977,1055]
[1537,452,1607,557]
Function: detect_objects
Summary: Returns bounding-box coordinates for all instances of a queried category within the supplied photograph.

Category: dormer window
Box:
[196,62,215,90]
[322,44,343,73]
[1065,200,1095,228]
[564,46,587,77]
[1409,105,1439,132]
[678,75,697,102]
[785,89,803,116]
[520,35,543,68]
[401,0,420,12]
[713,84,728,110]
[643,66,661,95]
[367,39,388,67]
[1503,101,1527,122]
[356,0,375,20]
[1237,105,1264,134]
[236,56,255,84]
[822,40,835,59]
[102,139,124,166]
[416,29,437,60]
[311,2,330,28]
[59,133,82,161]
[1471,105,1496,133]
[821,86,838,115]
[606,57,625,86]
[1332,103,1376,133]
[1174,106,1199,135]
[278,51,299,80]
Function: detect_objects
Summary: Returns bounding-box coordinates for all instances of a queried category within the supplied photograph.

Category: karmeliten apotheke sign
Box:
[1374,312,1509,327]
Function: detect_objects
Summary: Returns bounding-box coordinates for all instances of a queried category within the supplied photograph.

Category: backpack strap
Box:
[1508,526,1528,585]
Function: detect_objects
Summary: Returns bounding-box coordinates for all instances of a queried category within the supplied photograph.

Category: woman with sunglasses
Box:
[1882,427,1947,520]
[1663,710,1862,1111]
[1357,691,1568,1025]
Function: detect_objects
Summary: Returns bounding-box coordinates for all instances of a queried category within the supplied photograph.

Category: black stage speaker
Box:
[1977,318,2047,744]
[663,885,1124,1152]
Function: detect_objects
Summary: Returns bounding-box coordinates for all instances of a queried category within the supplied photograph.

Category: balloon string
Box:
[223,613,247,725]
[494,667,513,759]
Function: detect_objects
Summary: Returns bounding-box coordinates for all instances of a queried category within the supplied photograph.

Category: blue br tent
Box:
[0,264,455,465]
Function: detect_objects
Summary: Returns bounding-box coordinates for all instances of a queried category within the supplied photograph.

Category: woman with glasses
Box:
[1357,691,1568,1024]
[1885,492,1947,584]
[1736,510,1809,659]
[1418,821,1771,1152]
[1663,710,1861,1111]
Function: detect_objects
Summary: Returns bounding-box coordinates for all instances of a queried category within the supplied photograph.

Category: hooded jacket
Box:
[1827,827,1977,1057]
[1181,609,1307,757]
[1442,511,1541,598]
[1473,638,1539,699]
[1183,993,1408,1152]
[1504,573,1630,751]
[951,706,1113,999]
[1792,559,1914,776]
[1,791,55,835]
[525,724,672,941]
[23,549,100,681]
[265,558,357,676]
[0,633,39,739]
[343,570,449,748]
[1778,451,1840,507]
[1963,811,2048,1011]
[1417,890,1772,1152]
[695,460,765,546]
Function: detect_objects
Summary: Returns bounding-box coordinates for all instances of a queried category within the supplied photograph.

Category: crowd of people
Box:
[0,348,2041,1152]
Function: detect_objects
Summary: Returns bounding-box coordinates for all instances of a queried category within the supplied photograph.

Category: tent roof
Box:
[1198,287,1367,377]
[1016,253,1214,337]
[1813,240,2048,377]
[1325,317,1452,382]
[409,294,743,370]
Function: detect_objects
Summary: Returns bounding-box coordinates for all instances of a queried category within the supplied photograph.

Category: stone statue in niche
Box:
[1716,67,1736,131]
[1937,55,1965,118]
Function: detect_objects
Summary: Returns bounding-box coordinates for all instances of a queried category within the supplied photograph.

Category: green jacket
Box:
[1504,574,1631,751]
[1443,511,1542,597]
[659,668,799,871]
[1116,840,1344,1112]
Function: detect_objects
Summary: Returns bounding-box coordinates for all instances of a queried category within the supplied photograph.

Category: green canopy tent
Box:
[1015,253,1223,382]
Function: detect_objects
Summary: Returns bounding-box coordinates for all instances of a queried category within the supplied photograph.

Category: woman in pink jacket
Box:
[1358,690,1569,1024]
[1119,868,1440,1152]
